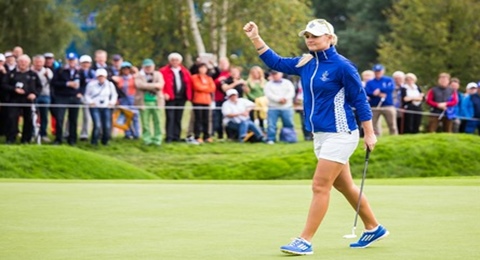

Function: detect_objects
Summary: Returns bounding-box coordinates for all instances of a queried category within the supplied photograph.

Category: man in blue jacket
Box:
[365,64,398,135]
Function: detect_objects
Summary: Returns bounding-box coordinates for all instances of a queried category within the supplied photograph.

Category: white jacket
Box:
[84,80,118,108]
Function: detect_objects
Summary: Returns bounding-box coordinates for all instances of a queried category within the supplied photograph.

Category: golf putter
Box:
[343,148,371,239]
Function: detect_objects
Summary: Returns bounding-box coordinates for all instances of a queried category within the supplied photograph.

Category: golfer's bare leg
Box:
[299,159,344,241]
[333,162,379,230]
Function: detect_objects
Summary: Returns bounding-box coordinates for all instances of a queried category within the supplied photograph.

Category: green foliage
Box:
[378,0,480,86]
[0,145,156,179]
[311,0,394,70]
[79,0,315,67]
[0,0,80,55]
[0,134,479,180]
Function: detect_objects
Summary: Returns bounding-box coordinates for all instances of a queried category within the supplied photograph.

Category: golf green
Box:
[0,179,479,259]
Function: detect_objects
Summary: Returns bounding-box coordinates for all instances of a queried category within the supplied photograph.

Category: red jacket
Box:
[159,65,192,101]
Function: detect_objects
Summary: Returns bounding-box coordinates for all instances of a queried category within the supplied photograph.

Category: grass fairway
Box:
[0,178,479,260]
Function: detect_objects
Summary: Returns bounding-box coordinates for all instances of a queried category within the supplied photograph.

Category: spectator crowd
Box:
[0,46,479,146]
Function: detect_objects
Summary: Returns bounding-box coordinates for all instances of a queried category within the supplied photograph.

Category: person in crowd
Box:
[461,82,480,134]
[244,19,386,255]
[392,71,405,134]
[449,78,462,133]
[160,52,192,143]
[212,57,231,140]
[112,61,140,139]
[361,70,374,87]
[401,73,424,134]
[0,53,8,136]
[4,52,17,72]
[1,54,42,144]
[264,70,295,144]
[44,53,61,71]
[222,88,265,142]
[78,55,96,141]
[191,63,216,143]
[84,68,118,146]
[221,66,246,97]
[134,59,164,146]
[365,64,397,136]
[110,54,123,76]
[51,52,83,145]
[31,55,54,142]
[12,46,23,58]
[426,72,458,133]
[245,65,267,132]
[458,82,476,133]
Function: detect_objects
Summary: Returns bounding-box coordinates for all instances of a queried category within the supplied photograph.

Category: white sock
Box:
[298,237,311,245]
[365,225,380,233]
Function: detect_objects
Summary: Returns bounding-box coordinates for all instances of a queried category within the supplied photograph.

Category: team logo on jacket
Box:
[320,71,330,82]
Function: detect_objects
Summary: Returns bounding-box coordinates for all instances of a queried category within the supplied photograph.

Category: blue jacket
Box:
[365,77,395,107]
[259,46,372,133]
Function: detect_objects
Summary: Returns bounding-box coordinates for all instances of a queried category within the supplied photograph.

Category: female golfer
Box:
[243,19,389,255]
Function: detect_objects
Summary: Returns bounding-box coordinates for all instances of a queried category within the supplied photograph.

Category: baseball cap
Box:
[225,88,239,98]
[0,54,5,62]
[4,52,13,58]
[112,54,122,61]
[298,19,334,37]
[120,61,132,68]
[44,52,54,58]
[79,55,92,63]
[372,64,385,72]
[142,59,155,67]
[66,52,78,60]
[95,68,108,77]
[466,82,478,90]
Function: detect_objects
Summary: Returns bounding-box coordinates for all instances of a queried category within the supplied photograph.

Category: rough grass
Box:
[0,133,479,179]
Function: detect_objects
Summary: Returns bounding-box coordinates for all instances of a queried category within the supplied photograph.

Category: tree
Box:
[310,0,394,71]
[0,0,79,56]
[80,0,315,68]
[378,0,480,86]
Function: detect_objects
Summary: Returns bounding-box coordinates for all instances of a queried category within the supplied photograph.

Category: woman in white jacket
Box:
[84,68,118,145]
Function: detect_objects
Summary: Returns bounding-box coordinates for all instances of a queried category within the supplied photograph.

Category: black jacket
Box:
[51,67,83,97]
[1,69,42,102]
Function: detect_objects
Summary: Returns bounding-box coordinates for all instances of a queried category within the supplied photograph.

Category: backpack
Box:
[279,127,298,143]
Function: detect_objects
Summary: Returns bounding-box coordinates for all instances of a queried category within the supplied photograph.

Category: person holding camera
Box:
[84,69,118,146]
[1,54,42,144]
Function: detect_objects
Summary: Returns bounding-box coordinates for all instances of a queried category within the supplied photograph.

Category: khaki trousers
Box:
[372,105,398,136]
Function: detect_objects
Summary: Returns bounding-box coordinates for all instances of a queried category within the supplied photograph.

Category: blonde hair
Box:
[247,66,266,86]
[405,73,417,82]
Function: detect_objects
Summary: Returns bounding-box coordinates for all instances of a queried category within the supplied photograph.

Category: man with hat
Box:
[4,52,16,72]
[110,54,123,76]
[84,68,118,145]
[221,88,265,142]
[51,52,83,145]
[365,64,397,135]
[461,82,480,134]
[134,59,165,146]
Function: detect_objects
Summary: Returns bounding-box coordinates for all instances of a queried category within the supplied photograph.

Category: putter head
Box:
[343,233,357,239]
[343,227,357,239]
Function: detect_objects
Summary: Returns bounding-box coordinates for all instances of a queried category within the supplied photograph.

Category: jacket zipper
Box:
[309,53,320,133]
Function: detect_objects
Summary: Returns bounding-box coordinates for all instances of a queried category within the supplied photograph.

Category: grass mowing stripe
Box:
[0,180,479,259]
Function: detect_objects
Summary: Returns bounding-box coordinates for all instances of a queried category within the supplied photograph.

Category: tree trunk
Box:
[186,0,206,55]
[210,0,218,59]
[218,0,228,58]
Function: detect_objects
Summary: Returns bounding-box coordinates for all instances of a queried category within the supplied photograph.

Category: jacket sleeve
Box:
[446,91,458,107]
[342,64,372,122]
[259,49,301,76]
[426,89,438,108]
[134,75,162,91]
[109,81,118,106]
[2,71,16,93]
